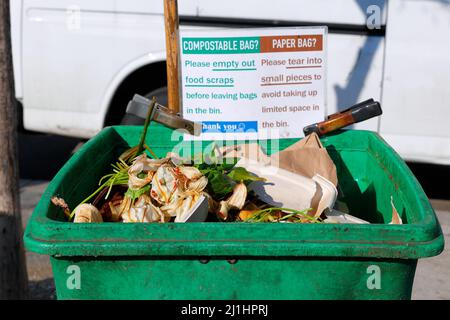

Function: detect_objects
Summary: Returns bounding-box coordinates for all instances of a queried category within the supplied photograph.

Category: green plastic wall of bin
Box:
[24,125,444,300]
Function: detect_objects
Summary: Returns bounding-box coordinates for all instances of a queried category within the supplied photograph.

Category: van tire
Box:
[106,62,167,126]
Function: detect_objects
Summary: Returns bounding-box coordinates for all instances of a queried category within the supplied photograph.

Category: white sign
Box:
[180,27,327,140]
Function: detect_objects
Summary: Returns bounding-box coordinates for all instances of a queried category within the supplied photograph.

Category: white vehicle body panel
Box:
[10,0,23,99]
[9,0,450,164]
[19,1,167,137]
[381,0,450,164]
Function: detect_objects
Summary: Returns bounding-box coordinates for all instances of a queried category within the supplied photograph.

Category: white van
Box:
[9,0,450,164]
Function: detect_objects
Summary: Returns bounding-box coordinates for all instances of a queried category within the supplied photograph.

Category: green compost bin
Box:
[24,124,444,300]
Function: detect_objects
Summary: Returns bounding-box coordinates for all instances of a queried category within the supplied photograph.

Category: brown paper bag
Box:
[272,132,338,186]
[221,132,338,186]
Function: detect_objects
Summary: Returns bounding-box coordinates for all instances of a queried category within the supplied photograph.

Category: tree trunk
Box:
[0,0,28,299]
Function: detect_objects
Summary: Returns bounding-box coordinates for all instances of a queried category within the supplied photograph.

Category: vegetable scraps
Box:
[51,98,320,224]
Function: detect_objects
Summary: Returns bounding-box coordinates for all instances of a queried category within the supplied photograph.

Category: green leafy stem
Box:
[245,207,321,223]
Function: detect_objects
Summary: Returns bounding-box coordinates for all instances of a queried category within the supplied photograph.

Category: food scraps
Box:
[51,148,319,224]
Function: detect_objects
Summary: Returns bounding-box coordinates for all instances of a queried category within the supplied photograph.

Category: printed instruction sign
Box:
[180,27,327,140]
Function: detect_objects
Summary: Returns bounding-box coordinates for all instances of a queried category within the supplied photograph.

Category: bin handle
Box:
[303,99,382,137]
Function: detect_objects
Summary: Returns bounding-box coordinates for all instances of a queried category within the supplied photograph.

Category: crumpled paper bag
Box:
[220,132,338,217]
[222,132,337,186]
[272,132,338,186]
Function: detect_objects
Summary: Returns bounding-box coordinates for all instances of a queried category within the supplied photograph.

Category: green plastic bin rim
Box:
[24,126,444,259]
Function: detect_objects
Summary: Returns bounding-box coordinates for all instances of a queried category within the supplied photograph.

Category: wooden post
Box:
[0,0,28,299]
[164,0,181,113]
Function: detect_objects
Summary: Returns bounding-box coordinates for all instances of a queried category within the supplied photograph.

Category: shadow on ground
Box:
[407,162,450,200]
[28,279,56,300]
[19,132,83,180]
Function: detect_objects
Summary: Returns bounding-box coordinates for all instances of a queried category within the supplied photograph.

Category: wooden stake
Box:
[164,0,181,114]
[0,0,28,299]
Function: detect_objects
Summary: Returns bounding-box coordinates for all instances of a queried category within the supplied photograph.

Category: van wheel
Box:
[120,87,168,125]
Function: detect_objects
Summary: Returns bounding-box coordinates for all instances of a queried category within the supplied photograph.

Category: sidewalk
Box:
[20,180,55,299]
[412,199,450,299]
[20,180,449,300]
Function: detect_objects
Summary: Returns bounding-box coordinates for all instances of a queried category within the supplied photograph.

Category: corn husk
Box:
[128,154,167,190]
[73,204,103,223]
[122,195,167,223]
[150,165,179,204]
[218,183,247,220]
[178,166,203,180]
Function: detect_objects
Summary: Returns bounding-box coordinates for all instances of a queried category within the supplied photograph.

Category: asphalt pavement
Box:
[18,132,450,300]
[412,199,450,299]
